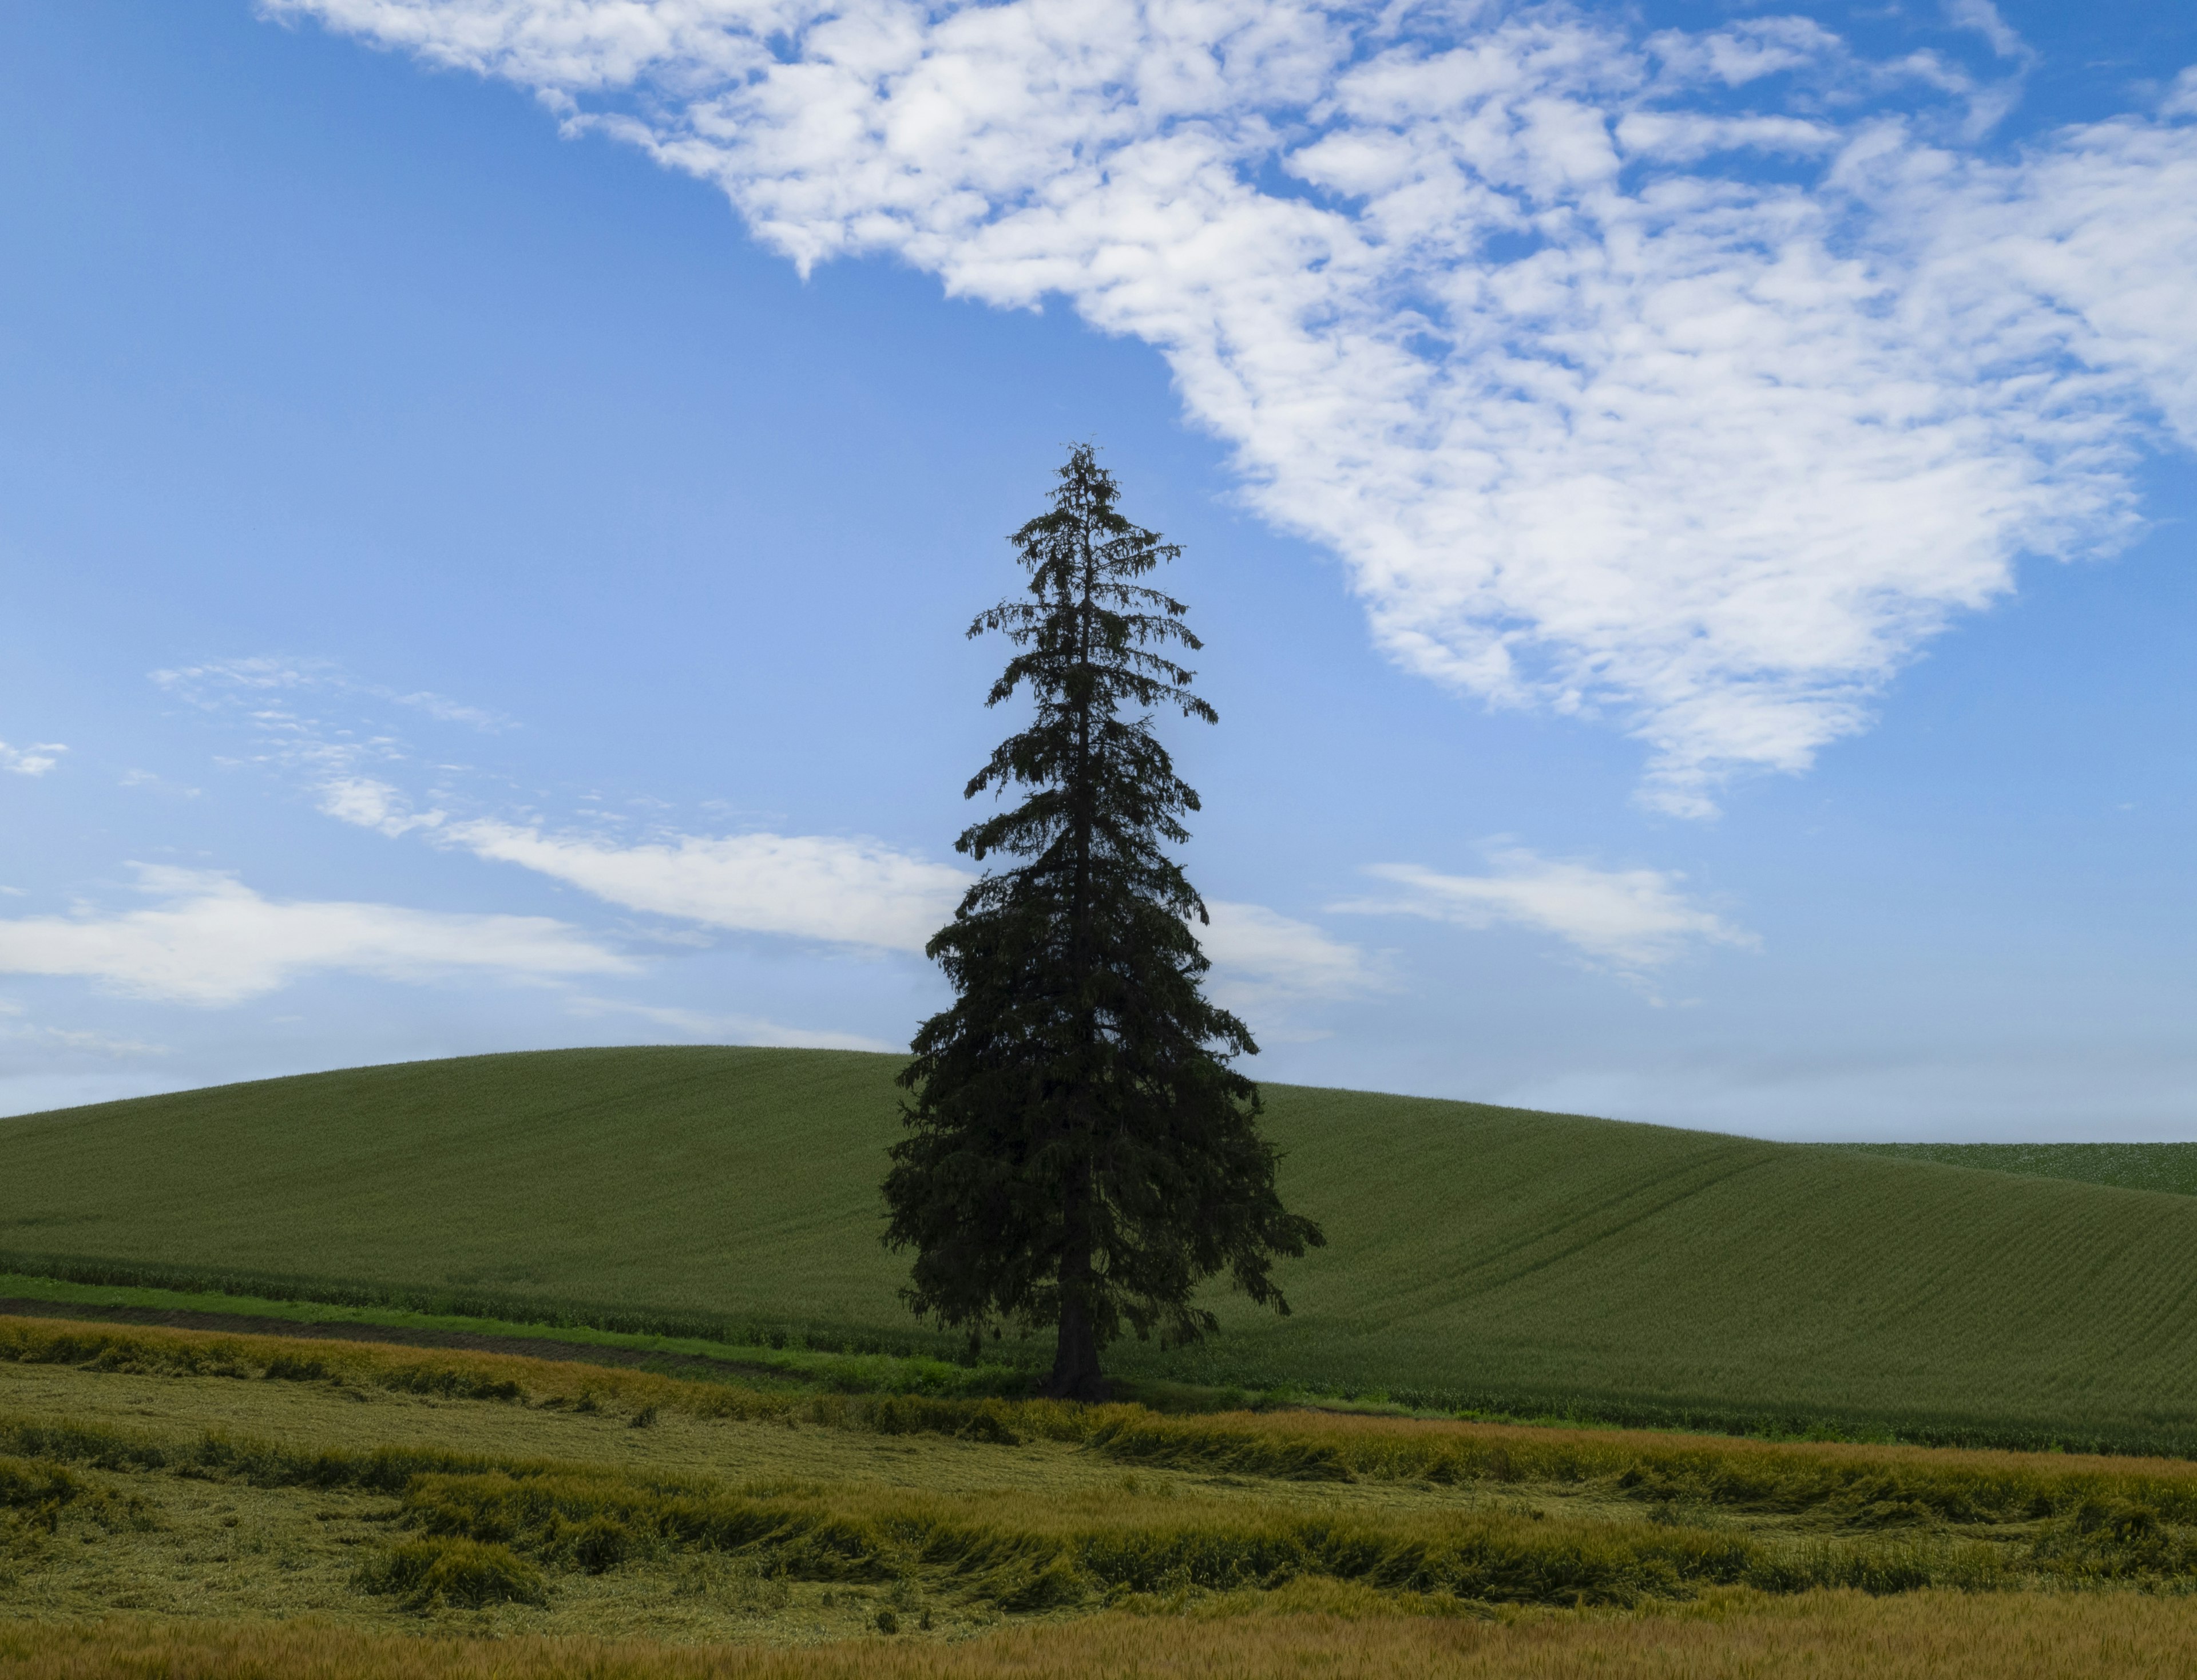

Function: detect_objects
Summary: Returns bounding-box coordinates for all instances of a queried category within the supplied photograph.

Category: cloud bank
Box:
[0,865,630,1004]
[265,1,2197,813]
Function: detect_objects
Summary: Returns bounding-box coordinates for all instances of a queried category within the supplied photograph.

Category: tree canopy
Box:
[883,443,1323,1400]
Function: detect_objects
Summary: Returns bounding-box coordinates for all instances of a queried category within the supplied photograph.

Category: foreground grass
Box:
[10,1313,2197,1642]
[8,1047,2197,1450]
[9,1591,2197,1679]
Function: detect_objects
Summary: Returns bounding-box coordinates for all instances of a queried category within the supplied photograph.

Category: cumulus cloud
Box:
[263,0,2197,813]
[0,741,66,777]
[0,865,630,1004]
[1336,848,1752,982]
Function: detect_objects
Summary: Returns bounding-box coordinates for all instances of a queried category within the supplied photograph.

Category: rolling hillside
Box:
[6,1047,2197,1448]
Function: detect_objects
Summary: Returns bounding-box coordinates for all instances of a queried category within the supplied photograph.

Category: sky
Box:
[2,0,2195,1138]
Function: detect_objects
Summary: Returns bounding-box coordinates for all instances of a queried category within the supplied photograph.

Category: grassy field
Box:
[7,1316,2197,1677]
[1833,1143,2197,1198]
[8,1048,2197,1448]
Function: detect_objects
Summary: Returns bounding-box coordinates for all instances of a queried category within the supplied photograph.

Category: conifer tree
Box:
[883,443,1323,1401]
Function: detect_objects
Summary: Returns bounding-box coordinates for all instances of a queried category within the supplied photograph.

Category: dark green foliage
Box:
[885,445,1322,1398]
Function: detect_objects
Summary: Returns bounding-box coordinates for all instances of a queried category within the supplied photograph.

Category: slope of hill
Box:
[1829,1142,2197,1198]
[6,1047,2197,1449]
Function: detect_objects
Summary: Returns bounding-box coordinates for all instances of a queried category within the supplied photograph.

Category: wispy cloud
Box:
[443,817,971,953]
[1200,900,1385,1028]
[0,741,66,777]
[154,658,513,733]
[1335,849,1753,987]
[565,996,898,1053]
[0,865,630,1005]
[265,2,2197,813]
[119,768,202,799]
[0,1000,166,1058]
[332,786,1384,1004]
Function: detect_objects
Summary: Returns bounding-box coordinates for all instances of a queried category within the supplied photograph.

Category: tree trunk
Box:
[1046,1267,1108,1401]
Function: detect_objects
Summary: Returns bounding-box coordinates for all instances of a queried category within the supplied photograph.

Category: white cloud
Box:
[1199,899,1382,1022]
[1335,848,1753,982]
[1944,0,2031,66]
[0,741,66,777]
[0,865,631,1004]
[263,1,2197,814]
[441,817,970,952]
[319,775,447,837]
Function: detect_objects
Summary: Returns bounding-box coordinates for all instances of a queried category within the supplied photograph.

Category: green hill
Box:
[1829,1142,2197,1198]
[6,1046,2197,1450]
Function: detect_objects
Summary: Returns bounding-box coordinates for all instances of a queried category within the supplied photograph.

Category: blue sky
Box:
[2,0,2195,1137]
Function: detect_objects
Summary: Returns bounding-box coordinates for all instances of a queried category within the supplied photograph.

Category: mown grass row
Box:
[0,1316,1042,1444]
[0,1249,945,1366]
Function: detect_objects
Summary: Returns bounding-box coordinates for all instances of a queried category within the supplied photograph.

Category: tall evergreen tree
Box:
[883,444,1324,1401]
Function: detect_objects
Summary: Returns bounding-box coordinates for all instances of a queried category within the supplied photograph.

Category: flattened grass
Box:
[11,1314,2197,1628]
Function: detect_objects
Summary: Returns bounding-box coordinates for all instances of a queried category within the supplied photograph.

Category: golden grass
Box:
[8,1590,2197,1678]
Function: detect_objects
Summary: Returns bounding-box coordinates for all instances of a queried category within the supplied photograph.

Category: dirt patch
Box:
[0,1296,788,1381]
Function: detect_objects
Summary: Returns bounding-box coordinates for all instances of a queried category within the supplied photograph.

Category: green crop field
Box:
[6,1047,2197,1451]
[1828,1142,2197,1198]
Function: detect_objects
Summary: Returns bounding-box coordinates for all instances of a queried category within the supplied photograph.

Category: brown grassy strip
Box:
[9,1592,2197,1679]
